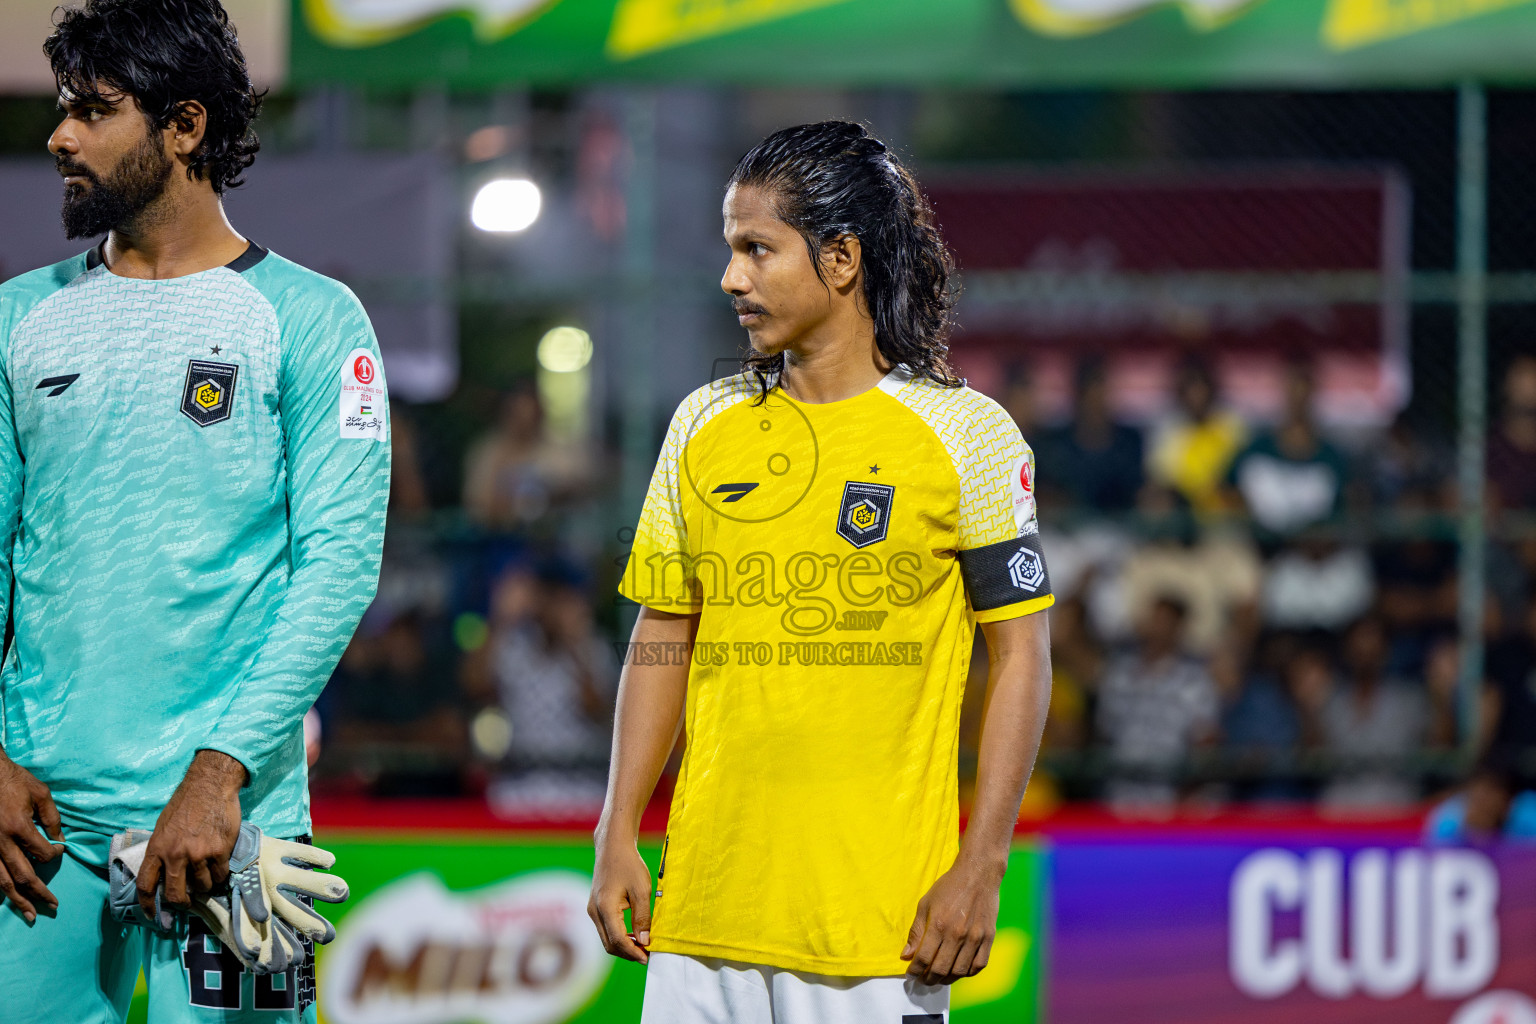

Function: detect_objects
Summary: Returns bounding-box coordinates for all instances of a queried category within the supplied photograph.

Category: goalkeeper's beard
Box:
[58,128,175,241]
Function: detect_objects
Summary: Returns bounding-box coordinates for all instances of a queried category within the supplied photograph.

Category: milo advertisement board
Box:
[123,835,1039,1023]
[315,839,640,1024]
[315,837,1044,1023]
[118,820,1536,1022]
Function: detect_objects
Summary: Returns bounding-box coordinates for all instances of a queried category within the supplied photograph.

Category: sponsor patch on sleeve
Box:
[1008,453,1038,535]
[339,348,385,441]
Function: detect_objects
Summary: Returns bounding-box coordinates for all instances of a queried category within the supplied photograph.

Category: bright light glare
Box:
[470,707,514,760]
[538,326,593,373]
[471,178,541,233]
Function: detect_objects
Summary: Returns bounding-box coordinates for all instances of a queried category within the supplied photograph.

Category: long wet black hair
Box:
[45,0,263,195]
[727,121,961,397]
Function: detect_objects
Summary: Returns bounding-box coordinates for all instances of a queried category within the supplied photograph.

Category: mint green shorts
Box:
[0,828,316,1024]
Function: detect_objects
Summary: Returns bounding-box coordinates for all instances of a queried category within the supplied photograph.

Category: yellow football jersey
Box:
[619,365,1054,976]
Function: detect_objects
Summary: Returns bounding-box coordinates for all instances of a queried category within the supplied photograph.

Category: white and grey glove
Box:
[193,822,303,974]
[251,831,349,945]
[108,829,173,934]
[107,822,348,976]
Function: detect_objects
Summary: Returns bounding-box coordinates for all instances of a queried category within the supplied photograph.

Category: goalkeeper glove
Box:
[107,822,349,976]
[107,829,174,934]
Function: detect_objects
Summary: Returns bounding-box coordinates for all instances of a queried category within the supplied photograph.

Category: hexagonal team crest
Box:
[836,481,894,549]
[1008,546,1046,592]
[181,359,238,427]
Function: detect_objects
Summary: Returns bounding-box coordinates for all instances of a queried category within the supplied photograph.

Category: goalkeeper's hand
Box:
[109,823,348,975]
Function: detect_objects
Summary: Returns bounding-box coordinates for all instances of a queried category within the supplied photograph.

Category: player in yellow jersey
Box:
[588,121,1055,1023]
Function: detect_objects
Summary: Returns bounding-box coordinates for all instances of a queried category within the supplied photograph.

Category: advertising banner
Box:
[1052,840,1536,1023]
[314,838,644,1024]
[930,168,1411,425]
[289,0,1536,89]
[118,809,1534,1023]
[122,834,1042,1024]
[932,169,1409,356]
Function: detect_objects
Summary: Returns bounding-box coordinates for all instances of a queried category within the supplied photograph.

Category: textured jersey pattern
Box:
[617,367,1047,976]
[878,367,1037,549]
[625,372,757,609]
[0,250,390,837]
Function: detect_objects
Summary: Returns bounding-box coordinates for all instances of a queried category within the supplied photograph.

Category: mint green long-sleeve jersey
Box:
[0,243,390,837]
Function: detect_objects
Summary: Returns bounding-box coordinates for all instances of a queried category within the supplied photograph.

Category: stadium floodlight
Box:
[471,177,541,233]
[537,326,593,373]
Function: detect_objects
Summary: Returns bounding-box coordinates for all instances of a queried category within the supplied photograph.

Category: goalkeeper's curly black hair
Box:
[728,121,961,399]
[45,0,263,195]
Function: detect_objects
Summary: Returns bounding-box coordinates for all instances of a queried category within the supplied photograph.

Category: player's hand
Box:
[901,857,1004,985]
[0,753,64,922]
[139,750,245,920]
[588,837,654,964]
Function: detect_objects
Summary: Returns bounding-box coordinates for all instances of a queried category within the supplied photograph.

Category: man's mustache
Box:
[56,157,97,183]
[732,300,768,317]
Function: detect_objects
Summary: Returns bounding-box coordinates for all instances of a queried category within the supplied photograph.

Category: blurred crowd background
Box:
[6,71,1536,830]
[322,331,1536,827]
[174,90,1536,830]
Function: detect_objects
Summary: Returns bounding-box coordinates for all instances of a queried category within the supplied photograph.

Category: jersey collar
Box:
[85,240,269,275]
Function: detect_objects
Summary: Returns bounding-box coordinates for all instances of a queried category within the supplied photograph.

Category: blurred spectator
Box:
[1425,749,1536,843]
[1373,537,1458,641]
[1424,637,1463,751]
[1367,412,1454,512]
[1487,353,1536,511]
[1217,641,1304,801]
[1316,615,1427,811]
[1118,497,1261,655]
[324,609,467,793]
[388,400,433,519]
[1096,596,1218,809]
[1261,539,1375,633]
[1044,596,1101,752]
[1230,361,1349,536]
[1285,642,1336,754]
[1219,643,1300,757]
[1148,360,1246,514]
[1003,366,1068,516]
[1000,364,1041,445]
[1044,361,1143,513]
[1037,523,1137,645]
[1487,537,1533,631]
[1482,591,1536,772]
[463,386,594,530]
[466,562,618,771]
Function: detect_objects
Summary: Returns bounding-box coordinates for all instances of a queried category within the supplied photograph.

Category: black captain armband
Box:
[957,533,1053,612]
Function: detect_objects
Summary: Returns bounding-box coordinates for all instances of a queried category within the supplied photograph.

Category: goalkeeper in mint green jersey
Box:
[0,2,389,1022]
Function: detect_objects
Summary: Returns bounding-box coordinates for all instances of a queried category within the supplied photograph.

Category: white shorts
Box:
[639,951,950,1024]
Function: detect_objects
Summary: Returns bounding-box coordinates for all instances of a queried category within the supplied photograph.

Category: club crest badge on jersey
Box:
[180,359,238,427]
[836,481,894,549]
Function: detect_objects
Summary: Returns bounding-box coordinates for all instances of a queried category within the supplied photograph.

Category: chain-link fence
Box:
[901,88,1536,815]
[4,86,1518,815]
[305,87,1534,817]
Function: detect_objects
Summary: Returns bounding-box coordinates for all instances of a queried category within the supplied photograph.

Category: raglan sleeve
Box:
[618,394,701,613]
[203,282,390,780]
[953,400,1054,623]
